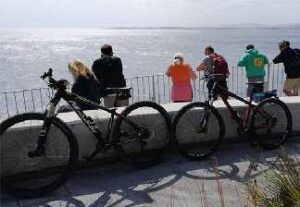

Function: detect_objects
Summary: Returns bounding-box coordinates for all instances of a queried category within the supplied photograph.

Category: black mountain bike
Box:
[172,74,292,160]
[0,69,171,197]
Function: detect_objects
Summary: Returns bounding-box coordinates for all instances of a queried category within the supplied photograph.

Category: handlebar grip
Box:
[41,68,53,79]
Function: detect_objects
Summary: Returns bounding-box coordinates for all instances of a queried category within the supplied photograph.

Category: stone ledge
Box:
[2,97,300,173]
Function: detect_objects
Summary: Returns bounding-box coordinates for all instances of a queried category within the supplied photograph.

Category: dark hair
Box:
[205,46,214,54]
[279,40,290,49]
[101,44,113,56]
[246,44,254,50]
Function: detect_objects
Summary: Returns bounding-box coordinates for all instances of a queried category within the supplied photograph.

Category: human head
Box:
[204,46,214,55]
[68,60,91,79]
[101,44,113,56]
[278,40,290,51]
[246,44,254,50]
[173,52,184,65]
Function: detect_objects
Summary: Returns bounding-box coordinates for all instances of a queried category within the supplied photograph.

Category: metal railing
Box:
[0,64,286,120]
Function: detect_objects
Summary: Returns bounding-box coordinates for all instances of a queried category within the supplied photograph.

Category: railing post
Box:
[31,89,36,112]
[157,76,161,104]
[266,63,270,91]
[151,75,156,102]
[4,92,10,118]
[198,71,201,100]
[136,77,139,102]
[13,91,19,114]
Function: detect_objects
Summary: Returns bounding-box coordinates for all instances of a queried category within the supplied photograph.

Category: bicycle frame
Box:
[208,80,261,130]
[39,89,143,159]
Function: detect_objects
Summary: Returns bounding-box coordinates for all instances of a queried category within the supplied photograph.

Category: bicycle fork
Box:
[196,107,210,133]
[28,103,56,158]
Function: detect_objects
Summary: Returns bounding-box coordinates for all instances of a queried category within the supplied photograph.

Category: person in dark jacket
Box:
[92,44,128,107]
[273,40,300,96]
[69,60,102,110]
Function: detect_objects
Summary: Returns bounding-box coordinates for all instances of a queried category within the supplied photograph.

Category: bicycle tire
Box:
[250,98,292,149]
[112,101,171,168]
[173,102,225,160]
[0,113,79,198]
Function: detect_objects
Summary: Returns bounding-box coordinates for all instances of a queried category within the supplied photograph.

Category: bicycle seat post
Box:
[114,90,121,107]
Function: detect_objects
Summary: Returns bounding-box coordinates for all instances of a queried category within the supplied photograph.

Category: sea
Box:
[1,27,300,92]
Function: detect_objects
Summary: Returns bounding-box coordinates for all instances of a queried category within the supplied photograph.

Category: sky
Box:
[0,0,300,28]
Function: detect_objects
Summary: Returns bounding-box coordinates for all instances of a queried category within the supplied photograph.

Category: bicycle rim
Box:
[113,101,171,168]
[173,102,225,160]
[250,98,292,149]
[0,113,78,198]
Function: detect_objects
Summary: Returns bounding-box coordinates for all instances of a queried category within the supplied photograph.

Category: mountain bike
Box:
[172,74,292,160]
[0,69,171,197]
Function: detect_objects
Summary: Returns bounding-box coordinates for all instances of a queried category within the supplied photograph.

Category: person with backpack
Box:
[238,44,269,96]
[166,53,196,102]
[196,46,229,99]
[273,40,300,96]
[92,44,129,107]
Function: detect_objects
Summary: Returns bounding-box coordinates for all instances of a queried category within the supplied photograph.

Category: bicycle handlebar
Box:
[200,73,227,81]
[41,68,53,80]
[41,68,69,91]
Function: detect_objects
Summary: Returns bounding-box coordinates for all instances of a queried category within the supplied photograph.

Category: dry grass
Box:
[246,152,300,207]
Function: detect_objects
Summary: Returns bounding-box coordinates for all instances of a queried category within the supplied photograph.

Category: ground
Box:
[1,138,300,207]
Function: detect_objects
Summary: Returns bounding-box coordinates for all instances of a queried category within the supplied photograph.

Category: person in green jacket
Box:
[238,44,269,96]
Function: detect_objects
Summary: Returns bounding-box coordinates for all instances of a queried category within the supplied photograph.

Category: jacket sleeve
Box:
[237,54,245,67]
[92,61,100,81]
[295,48,300,57]
[273,53,283,64]
[116,57,123,73]
[71,79,85,97]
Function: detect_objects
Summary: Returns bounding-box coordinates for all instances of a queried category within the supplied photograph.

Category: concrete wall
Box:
[1,97,300,175]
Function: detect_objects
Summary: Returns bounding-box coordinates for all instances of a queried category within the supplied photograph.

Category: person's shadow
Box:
[14,137,300,207]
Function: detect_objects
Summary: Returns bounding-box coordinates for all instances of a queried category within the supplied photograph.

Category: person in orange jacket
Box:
[166,53,196,102]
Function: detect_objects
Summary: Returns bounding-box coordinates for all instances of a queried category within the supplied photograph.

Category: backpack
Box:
[210,53,229,77]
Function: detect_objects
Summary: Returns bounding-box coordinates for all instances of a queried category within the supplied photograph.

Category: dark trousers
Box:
[207,79,228,99]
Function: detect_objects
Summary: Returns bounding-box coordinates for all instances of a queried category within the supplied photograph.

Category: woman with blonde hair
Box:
[68,60,103,110]
[166,53,196,102]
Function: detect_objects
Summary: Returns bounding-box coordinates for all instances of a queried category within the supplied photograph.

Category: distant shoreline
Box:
[109,25,300,30]
[1,24,300,30]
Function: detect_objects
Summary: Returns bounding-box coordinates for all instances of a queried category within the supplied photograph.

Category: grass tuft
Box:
[246,151,300,207]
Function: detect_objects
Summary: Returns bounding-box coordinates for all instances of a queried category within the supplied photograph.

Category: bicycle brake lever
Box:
[41,68,53,79]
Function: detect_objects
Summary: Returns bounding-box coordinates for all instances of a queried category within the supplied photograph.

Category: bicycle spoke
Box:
[250,99,292,149]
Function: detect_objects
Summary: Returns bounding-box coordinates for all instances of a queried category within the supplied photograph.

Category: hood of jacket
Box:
[246,48,259,56]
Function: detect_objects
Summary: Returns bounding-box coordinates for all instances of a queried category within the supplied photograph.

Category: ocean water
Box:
[1,27,300,92]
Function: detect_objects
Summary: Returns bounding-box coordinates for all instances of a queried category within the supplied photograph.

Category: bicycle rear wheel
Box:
[113,101,171,168]
[173,102,225,160]
[250,98,292,149]
[0,113,78,198]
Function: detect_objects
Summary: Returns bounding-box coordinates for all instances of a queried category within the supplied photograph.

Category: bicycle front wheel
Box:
[173,102,225,160]
[0,113,78,198]
[113,101,171,168]
[250,98,292,149]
